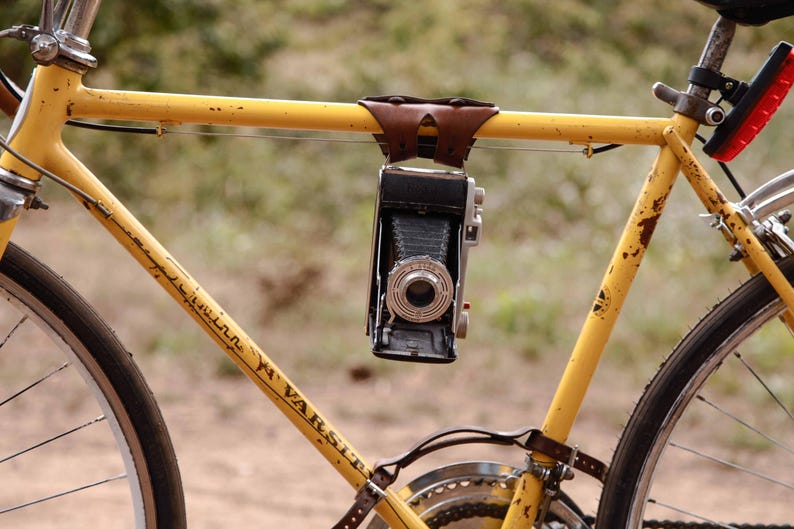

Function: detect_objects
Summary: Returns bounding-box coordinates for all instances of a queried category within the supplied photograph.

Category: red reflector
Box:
[705,42,794,162]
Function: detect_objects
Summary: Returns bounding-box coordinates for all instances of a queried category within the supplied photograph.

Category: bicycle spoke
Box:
[733,351,794,421]
[695,394,793,454]
[0,415,105,464]
[0,314,27,349]
[646,499,738,529]
[669,441,794,490]
[0,473,127,515]
[0,362,70,407]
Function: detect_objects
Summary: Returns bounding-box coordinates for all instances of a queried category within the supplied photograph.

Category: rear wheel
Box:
[0,243,185,528]
[598,257,793,529]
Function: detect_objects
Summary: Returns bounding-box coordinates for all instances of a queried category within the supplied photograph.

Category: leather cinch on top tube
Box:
[358,95,499,168]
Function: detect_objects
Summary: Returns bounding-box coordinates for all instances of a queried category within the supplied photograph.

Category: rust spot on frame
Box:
[637,213,661,249]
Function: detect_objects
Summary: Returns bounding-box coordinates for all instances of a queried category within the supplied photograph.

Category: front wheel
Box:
[598,257,793,528]
[0,243,185,528]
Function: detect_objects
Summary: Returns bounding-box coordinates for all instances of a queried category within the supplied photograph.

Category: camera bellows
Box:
[390,213,451,263]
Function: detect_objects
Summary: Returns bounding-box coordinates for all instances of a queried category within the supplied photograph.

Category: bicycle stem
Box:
[62,0,101,39]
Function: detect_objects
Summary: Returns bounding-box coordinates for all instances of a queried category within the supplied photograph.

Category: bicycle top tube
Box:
[32,0,737,152]
[41,1,736,152]
[64,80,675,146]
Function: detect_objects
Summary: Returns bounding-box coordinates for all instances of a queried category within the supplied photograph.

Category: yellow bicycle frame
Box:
[2,62,794,529]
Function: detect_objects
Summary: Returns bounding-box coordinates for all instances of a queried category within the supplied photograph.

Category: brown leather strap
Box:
[331,426,607,528]
[332,468,394,529]
[370,425,607,483]
[358,95,499,168]
[524,430,608,482]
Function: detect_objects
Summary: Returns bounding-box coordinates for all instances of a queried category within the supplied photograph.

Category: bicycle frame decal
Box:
[102,176,373,473]
[592,287,614,317]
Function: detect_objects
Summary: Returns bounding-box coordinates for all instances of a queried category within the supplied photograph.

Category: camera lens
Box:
[405,277,435,308]
[386,257,454,323]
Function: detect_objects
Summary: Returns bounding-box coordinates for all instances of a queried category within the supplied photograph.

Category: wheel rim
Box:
[629,299,792,528]
[0,279,151,527]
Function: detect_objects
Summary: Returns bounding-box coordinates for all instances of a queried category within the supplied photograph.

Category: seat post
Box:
[689,16,736,99]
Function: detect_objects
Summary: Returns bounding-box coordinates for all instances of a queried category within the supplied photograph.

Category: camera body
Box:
[366,166,484,363]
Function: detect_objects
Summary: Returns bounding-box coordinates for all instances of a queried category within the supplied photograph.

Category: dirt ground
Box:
[132,340,642,528]
[7,203,789,528]
[8,205,634,528]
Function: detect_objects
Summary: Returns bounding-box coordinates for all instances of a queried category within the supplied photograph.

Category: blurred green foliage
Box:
[1,1,794,367]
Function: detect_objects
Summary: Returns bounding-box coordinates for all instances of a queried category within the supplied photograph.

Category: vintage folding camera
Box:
[366,166,484,363]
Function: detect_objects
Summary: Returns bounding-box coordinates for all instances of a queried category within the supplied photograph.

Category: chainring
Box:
[365,461,591,529]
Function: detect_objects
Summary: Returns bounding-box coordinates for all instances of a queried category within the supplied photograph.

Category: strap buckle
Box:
[331,468,394,529]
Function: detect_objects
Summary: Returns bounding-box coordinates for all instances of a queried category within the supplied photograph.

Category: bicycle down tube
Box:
[2,15,793,529]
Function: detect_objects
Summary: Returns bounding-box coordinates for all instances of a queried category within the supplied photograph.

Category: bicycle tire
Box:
[598,256,794,529]
[0,242,185,528]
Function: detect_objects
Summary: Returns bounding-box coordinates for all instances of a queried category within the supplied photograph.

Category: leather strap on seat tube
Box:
[358,95,499,168]
[331,467,394,529]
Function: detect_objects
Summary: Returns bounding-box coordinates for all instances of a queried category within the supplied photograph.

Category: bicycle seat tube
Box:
[501,17,737,529]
